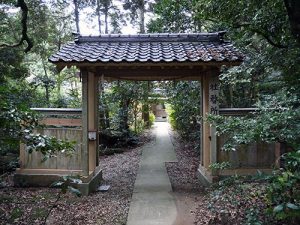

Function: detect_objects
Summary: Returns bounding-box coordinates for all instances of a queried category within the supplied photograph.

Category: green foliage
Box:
[207,152,300,224]
[195,0,293,47]
[196,0,300,150]
[51,175,82,197]
[148,0,199,33]
[0,48,27,82]
[23,132,75,161]
[165,81,201,142]
[0,2,79,167]
[103,81,152,134]
[266,150,300,221]
[245,207,263,225]
[209,161,231,171]
[0,102,75,158]
[9,208,23,223]
[149,112,155,127]
[207,91,300,151]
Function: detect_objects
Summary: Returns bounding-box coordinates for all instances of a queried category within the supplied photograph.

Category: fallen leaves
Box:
[0,130,154,225]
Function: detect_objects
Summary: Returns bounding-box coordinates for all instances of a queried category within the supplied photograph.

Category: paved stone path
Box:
[127,122,178,225]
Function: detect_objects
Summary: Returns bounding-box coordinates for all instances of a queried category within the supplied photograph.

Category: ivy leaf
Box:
[51,181,64,187]
[69,178,82,184]
[68,186,81,197]
[273,204,284,213]
[286,203,299,210]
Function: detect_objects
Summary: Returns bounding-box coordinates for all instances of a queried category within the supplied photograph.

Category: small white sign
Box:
[88,131,97,141]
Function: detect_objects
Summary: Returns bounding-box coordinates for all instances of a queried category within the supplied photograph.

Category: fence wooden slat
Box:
[39,118,82,127]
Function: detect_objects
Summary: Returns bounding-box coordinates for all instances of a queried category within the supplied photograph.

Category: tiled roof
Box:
[49,32,243,64]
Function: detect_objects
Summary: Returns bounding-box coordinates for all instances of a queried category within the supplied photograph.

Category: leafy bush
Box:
[209,161,231,171]
[207,91,300,151]
[0,104,75,166]
[266,150,300,222]
[165,81,201,142]
[149,112,155,127]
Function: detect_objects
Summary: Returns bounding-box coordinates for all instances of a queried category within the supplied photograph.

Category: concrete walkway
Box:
[127,122,178,225]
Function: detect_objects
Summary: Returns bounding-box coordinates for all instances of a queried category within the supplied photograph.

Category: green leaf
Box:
[69,178,82,184]
[273,204,284,213]
[51,181,64,187]
[68,186,81,197]
[286,203,299,210]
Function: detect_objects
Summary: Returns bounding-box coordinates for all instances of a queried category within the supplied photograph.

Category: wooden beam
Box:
[209,75,219,173]
[102,75,203,81]
[87,72,98,172]
[39,118,82,127]
[54,61,242,70]
[31,108,82,116]
[94,66,220,81]
[218,168,273,176]
[15,168,83,175]
[81,70,89,176]
[98,66,214,77]
[202,75,210,169]
[202,70,220,170]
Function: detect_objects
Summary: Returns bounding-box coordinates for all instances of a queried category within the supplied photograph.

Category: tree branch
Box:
[232,23,288,48]
[43,192,61,225]
[249,28,288,49]
[284,0,300,45]
[0,0,33,53]
[203,18,289,48]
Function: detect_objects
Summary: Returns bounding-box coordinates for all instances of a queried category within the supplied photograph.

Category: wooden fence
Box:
[19,108,84,173]
[215,108,281,176]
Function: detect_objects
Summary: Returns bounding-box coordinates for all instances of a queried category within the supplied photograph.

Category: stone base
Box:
[76,167,102,196]
[197,165,274,186]
[197,165,219,186]
[14,167,102,196]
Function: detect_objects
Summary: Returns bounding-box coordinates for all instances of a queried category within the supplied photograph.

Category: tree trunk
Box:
[284,0,300,45]
[41,58,50,107]
[73,0,80,33]
[99,84,105,130]
[45,84,50,107]
[99,81,110,130]
[104,5,108,34]
[105,103,110,128]
[96,0,102,34]
[134,101,138,133]
[142,81,150,128]
[138,0,145,33]
[119,98,130,132]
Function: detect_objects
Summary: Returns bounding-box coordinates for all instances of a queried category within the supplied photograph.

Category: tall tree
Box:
[71,0,95,34]
[93,0,125,34]
[147,0,200,33]
[73,0,80,33]
[195,0,300,148]
[0,0,75,158]
[284,0,300,45]
[0,0,33,52]
[123,0,155,33]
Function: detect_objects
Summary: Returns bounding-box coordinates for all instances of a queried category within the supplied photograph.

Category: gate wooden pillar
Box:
[82,70,99,176]
[199,69,220,183]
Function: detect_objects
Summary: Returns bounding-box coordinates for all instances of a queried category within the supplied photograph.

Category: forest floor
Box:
[166,128,289,225]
